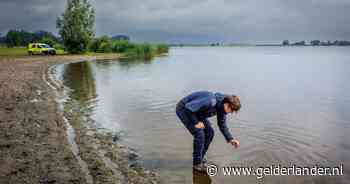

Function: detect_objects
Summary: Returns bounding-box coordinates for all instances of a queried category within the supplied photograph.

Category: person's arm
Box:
[217,113,234,142]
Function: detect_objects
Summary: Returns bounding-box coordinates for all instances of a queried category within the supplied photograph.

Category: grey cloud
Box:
[0,0,349,43]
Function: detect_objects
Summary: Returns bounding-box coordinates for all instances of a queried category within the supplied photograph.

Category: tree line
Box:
[0,30,62,48]
[282,40,350,46]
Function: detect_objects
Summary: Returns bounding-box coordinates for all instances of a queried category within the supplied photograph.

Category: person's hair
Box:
[223,95,241,112]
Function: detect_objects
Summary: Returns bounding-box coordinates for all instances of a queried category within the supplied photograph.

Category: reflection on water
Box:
[58,47,350,184]
[58,62,98,124]
[61,62,97,104]
[193,171,211,184]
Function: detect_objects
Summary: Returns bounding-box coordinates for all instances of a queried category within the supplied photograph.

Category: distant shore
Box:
[0,54,158,184]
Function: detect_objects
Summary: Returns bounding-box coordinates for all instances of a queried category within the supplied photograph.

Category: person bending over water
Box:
[176,91,241,172]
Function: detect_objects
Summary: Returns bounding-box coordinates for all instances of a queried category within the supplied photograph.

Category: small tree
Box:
[56,0,95,53]
[282,40,289,46]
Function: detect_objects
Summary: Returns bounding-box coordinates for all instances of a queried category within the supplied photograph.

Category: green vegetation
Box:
[40,37,58,48]
[125,43,157,60]
[88,36,113,53]
[0,0,168,58]
[0,30,65,53]
[88,36,169,60]
[125,43,169,60]
[156,44,169,53]
[0,36,168,59]
[57,0,95,54]
[112,40,134,53]
[0,47,27,56]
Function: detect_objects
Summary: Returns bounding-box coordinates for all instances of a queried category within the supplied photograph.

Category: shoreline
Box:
[0,54,158,184]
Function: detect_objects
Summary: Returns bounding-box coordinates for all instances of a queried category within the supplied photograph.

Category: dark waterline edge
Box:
[47,60,160,184]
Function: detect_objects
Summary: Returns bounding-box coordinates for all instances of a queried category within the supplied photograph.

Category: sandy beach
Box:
[0,54,158,184]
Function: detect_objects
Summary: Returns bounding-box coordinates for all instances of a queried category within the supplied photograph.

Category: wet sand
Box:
[0,54,158,184]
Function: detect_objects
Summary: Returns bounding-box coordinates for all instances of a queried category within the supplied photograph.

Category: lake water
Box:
[57,47,350,184]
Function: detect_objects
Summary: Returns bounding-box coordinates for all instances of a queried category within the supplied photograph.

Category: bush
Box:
[88,36,112,53]
[112,40,133,53]
[125,43,155,60]
[98,41,112,53]
[156,44,169,54]
[88,37,169,60]
[40,37,57,47]
[88,39,99,52]
[53,43,65,50]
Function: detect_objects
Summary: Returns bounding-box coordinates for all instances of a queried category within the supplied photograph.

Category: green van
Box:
[28,43,56,55]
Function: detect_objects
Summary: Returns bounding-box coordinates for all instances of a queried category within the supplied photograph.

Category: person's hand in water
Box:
[194,122,205,129]
[229,139,240,148]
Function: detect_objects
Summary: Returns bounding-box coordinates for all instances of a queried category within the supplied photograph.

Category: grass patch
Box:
[0,47,66,56]
[0,43,167,59]
[56,49,66,55]
[0,47,27,56]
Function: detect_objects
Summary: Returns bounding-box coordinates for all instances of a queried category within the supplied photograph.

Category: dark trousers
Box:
[176,102,215,165]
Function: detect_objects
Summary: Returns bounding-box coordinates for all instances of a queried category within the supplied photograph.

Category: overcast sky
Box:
[0,0,349,43]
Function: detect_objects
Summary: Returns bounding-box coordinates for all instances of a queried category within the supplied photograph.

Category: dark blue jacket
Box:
[180,91,234,142]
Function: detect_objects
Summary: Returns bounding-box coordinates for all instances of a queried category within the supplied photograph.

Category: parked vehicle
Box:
[28,43,56,55]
